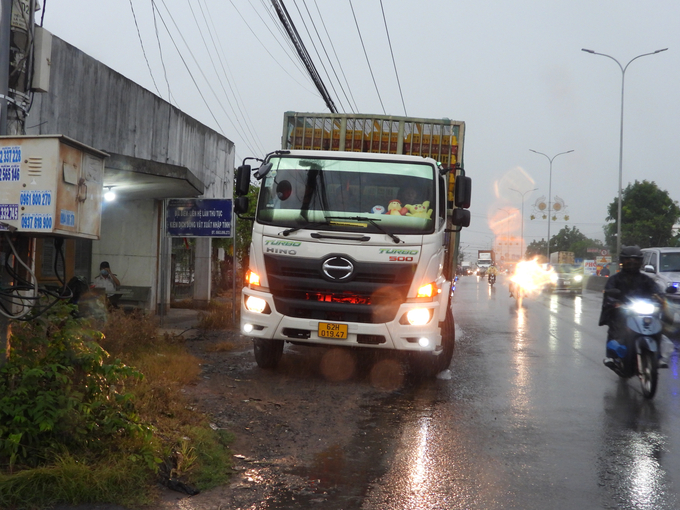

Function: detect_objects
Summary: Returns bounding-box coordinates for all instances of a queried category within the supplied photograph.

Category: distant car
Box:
[546,263,584,294]
[641,247,680,293]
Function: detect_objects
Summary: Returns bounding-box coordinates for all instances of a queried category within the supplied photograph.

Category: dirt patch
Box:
[155,330,409,509]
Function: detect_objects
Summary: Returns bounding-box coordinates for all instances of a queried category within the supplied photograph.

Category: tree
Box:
[524,226,605,261]
[604,180,680,251]
[525,239,547,260]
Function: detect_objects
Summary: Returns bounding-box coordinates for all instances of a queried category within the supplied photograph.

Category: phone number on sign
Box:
[21,213,53,230]
[0,164,20,182]
[0,204,18,220]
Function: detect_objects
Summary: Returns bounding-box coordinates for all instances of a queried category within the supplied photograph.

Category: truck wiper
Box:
[280,219,330,236]
[326,216,402,244]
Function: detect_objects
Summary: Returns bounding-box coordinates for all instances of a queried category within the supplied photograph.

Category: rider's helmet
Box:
[619,245,643,273]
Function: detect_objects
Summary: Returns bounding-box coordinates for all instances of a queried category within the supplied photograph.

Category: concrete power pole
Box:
[0,0,12,366]
[0,0,35,366]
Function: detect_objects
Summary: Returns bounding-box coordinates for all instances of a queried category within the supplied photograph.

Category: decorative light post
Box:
[509,187,538,259]
[529,150,574,263]
[582,47,667,261]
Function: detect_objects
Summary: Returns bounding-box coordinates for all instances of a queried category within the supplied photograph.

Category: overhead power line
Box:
[293,0,350,113]
[348,0,385,115]
[312,0,359,113]
[128,0,162,97]
[379,0,406,116]
[271,0,338,113]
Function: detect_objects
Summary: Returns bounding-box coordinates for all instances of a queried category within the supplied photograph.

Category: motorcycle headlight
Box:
[629,300,657,315]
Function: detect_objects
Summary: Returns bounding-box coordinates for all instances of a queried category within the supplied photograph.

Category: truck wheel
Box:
[435,307,456,372]
[409,306,455,377]
[253,339,284,369]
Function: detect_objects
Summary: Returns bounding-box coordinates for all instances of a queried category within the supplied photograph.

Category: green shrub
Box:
[0,303,156,472]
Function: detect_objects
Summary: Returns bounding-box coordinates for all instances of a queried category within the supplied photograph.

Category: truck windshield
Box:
[256,156,436,235]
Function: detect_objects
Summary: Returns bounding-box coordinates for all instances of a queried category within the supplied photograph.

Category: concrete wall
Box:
[92,199,160,306]
[28,33,235,200]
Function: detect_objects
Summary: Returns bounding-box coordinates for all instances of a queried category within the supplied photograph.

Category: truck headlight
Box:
[405,308,432,326]
[245,296,268,313]
[574,275,583,282]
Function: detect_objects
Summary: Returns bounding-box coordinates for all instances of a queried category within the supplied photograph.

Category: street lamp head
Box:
[655,48,669,54]
[582,48,595,54]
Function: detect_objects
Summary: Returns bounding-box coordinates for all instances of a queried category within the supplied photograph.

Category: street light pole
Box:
[582,47,667,261]
[509,187,538,259]
[529,150,574,263]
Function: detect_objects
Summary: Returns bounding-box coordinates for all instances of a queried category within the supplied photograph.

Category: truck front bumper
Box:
[240,287,446,353]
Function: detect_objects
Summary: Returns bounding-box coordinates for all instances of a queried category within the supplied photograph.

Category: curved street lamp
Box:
[529,150,574,263]
[509,187,538,259]
[582,47,668,261]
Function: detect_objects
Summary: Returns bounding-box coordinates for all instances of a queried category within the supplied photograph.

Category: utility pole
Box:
[0,0,12,366]
[0,0,35,366]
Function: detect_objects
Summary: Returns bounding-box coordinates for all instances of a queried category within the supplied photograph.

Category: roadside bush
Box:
[0,303,233,507]
[0,303,155,473]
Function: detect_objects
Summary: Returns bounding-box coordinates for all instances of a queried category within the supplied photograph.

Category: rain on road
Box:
[353,275,680,510]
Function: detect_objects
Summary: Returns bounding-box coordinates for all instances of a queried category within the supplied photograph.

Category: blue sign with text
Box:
[166,198,233,238]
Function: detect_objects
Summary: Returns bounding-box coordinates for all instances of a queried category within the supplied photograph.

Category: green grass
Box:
[0,306,235,509]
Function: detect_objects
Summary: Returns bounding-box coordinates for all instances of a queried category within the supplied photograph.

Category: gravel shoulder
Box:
[154,329,409,510]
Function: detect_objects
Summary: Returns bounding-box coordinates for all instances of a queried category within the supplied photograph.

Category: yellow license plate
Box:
[318,322,348,339]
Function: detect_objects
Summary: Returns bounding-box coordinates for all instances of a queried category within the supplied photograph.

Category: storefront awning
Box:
[103,153,205,200]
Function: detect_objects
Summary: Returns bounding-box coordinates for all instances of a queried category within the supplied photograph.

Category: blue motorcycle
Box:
[605,289,663,399]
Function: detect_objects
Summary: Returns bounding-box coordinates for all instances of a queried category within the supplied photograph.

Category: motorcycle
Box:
[604,289,663,399]
[488,273,496,287]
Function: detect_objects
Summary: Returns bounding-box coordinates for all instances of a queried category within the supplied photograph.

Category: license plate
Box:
[318,322,348,339]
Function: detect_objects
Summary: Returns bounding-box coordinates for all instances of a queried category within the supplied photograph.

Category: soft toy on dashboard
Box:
[404,201,432,219]
[387,199,405,215]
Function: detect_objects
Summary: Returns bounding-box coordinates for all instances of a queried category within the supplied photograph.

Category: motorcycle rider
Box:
[598,245,665,369]
[487,264,498,283]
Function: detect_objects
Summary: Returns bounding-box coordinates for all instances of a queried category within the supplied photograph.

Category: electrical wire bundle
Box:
[0,233,74,321]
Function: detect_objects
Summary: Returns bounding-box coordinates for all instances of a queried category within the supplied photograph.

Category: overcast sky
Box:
[40,1,680,254]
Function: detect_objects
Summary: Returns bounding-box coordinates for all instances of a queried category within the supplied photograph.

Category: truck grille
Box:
[264,254,414,323]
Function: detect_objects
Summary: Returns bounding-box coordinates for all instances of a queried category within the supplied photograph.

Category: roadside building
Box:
[26,28,234,312]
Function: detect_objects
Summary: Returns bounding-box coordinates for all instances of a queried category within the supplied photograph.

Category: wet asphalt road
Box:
[271,274,680,510]
[350,275,680,510]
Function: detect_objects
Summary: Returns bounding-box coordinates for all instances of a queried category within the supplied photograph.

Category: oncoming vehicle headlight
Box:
[629,300,657,315]
[550,273,558,283]
[406,308,432,326]
[245,296,268,313]
[574,275,583,282]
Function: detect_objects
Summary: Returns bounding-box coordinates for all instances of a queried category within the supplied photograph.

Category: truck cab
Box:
[235,149,471,375]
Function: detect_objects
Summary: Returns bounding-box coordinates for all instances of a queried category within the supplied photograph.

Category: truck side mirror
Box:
[254,162,272,179]
[455,176,471,209]
[234,196,249,215]
[235,165,251,196]
[644,264,655,274]
[451,208,470,227]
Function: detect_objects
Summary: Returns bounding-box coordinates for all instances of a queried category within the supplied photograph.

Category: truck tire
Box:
[253,339,284,369]
[409,306,455,377]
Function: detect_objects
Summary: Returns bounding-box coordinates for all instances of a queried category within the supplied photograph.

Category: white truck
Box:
[234,113,471,375]
[476,250,494,276]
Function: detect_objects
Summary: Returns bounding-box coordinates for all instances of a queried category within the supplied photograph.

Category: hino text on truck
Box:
[234,113,472,376]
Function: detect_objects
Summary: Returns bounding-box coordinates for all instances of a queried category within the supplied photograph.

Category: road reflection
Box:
[599,384,676,509]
